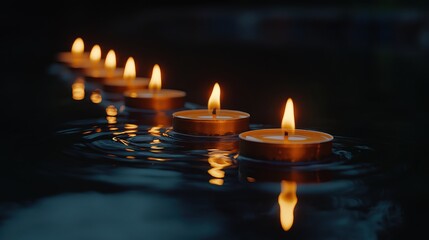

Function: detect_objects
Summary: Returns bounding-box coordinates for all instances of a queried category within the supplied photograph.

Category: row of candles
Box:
[57,37,338,231]
[58,37,334,163]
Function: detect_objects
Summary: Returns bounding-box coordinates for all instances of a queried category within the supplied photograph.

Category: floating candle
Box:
[172,83,250,136]
[239,98,333,162]
[57,37,89,69]
[66,44,103,72]
[87,44,103,70]
[124,64,186,110]
[103,57,148,93]
[84,49,123,81]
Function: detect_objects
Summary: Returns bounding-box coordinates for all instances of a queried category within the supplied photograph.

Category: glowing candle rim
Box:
[124,89,186,98]
[104,77,149,86]
[84,67,125,80]
[173,109,250,121]
[124,89,186,110]
[239,129,333,145]
[103,77,149,93]
[172,109,250,136]
[56,52,90,67]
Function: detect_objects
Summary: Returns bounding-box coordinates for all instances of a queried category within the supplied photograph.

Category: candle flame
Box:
[124,57,136,83]
[281,98,295,134]
[278,180,298,231]
[71,37,84,54]
[149,64,161,91]
[89,44,101,63]
[105,49,116,71]
[208,83,221,115]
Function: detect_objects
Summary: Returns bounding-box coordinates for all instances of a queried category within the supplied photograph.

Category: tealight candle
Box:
[172,83,250,136]
[103,57,148,93]
[85,44,103,70]
[239,98,333,162]
[124,64,186,110]
[57,37,89,70]
[65,44,104,73]
[83,49,123,81]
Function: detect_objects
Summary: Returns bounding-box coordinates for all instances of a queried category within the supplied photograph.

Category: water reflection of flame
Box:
[278,181,298,231]
[71,78,85,100]
[149,126,164,152]
[90,89,102,104]
[148,126,162,136]
[105,105,117,125]
[207,150,233,186]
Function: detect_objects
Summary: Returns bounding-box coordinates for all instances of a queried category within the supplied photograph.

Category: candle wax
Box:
[84,68,124,81]
[127,89,185,98]
[57,52,90,68]
[57,52,89,64]
[103,78,149,93]
[172,109,250,136]
[242,129,333,144]
[175,110,248,120]
[124,89,186,110]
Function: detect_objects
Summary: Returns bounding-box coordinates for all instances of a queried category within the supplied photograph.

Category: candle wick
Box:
[212,108,217,119]
[284,131,289,140]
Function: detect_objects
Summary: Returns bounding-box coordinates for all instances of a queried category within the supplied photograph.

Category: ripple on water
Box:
[55,118,379,184]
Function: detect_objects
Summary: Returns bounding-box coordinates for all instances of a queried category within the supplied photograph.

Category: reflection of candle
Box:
[57,37,89,69]
[106,105,118,124]
[71,77,85,100]
[124,64,186,110]
[278,181,297,231]
[103,57,148,93]
[84,49,124,81]
[239,98,333,162]
[207,150,233,186]
[173,83,250,136]
[90,89,102,104]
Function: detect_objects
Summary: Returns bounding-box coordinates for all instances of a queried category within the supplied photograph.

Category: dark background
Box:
[1,1,428,226]
[0,2,428,239]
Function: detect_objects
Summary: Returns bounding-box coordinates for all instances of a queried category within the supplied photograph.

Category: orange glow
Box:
[209,179,224,186]
[149,64,161,91]
[71,37,84,55]
[124,123,138,130]
[278,181,298,231]
[106,105,118,116]
[124,57,136,84]
[148,126,162,136]
[107,116,117,124]
[89,44,101,64]
[281,98,295,134]
[246,177,256,183]
[150,138,164,150]
[208,83,221,115]
[90,89,102,104]
[71,77,85,100]
[207,150,232,186]
[105,49,116,77]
